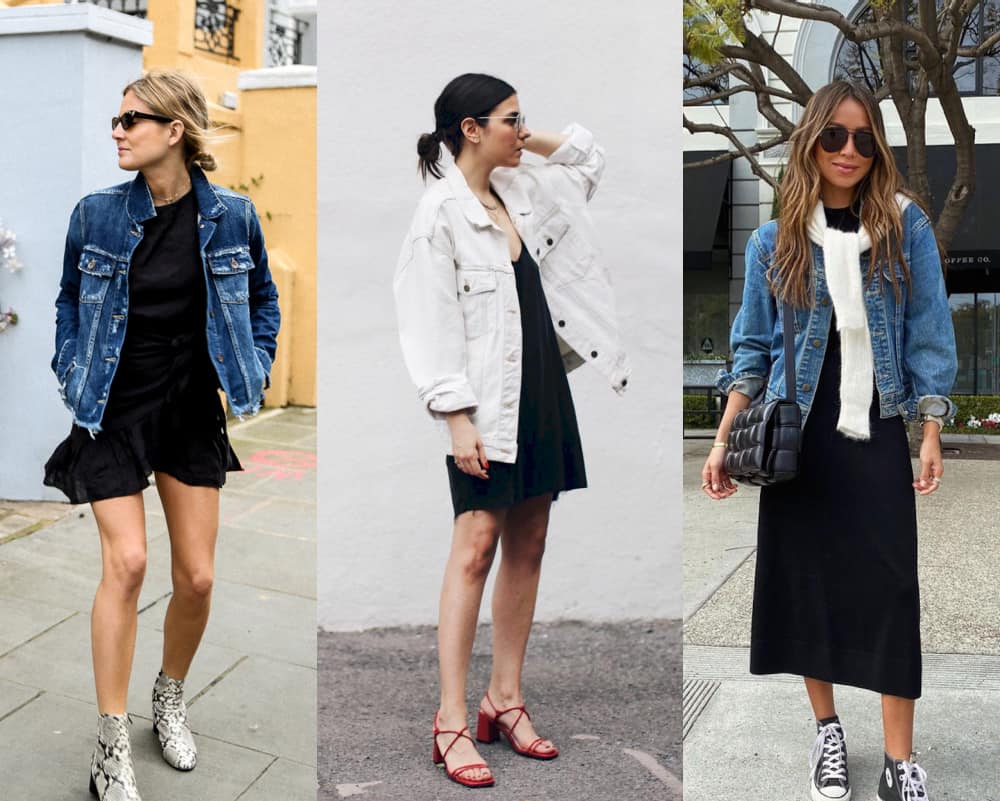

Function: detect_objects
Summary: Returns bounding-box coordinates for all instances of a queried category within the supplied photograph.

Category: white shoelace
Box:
[809,723,848,783]
[897,760,928,801]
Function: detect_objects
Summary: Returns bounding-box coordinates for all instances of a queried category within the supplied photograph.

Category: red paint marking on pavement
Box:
[242,449,317,481]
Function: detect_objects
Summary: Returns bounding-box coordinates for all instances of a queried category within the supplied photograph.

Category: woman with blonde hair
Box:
[706,81,956,801]
[44,70,279,800]
[394,73,629,788]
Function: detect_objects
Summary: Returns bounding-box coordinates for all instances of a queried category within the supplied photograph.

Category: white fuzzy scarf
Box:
[805,198,909,441]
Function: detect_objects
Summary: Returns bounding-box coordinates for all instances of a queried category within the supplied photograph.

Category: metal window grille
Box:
[194,0,241,60]
[66,0,148,17]
[266,8,308,67]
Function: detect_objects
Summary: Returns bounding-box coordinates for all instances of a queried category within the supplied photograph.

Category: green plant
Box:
[229,174,273,222]
[945,395,1000,434]
[683,393,723,429]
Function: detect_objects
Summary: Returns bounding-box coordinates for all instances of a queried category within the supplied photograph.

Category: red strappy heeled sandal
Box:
[432,712,495,788]
[476,691,559,760]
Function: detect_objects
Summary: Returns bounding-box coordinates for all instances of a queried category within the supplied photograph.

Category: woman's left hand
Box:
[913,422,944,496]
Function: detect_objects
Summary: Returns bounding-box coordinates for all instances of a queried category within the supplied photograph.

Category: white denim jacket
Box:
[393,123,630,463]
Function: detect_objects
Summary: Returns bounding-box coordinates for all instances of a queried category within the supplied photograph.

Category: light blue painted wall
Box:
[0,9,148,500]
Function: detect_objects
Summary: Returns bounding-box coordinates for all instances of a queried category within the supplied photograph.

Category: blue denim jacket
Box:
[53,167,280,432]
[717,202,957,424]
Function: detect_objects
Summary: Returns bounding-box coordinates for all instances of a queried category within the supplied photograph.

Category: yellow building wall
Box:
[2,0,318,408]
[238,85,317,408]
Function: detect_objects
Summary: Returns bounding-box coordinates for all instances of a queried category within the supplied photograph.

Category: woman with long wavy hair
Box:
[45,71,279,800]
[705,81,956,801]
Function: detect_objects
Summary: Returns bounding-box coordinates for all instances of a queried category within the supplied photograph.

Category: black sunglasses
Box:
[111,110,174,131]
[818,125,877,159]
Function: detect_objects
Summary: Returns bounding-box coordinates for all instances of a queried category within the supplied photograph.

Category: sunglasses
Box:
[111,110,174,131]
[476,112,528,133]
[818,125,877,159]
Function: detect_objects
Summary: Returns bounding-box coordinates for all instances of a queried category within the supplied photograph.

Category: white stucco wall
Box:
[317,1,681,630]
[0,6,150,500]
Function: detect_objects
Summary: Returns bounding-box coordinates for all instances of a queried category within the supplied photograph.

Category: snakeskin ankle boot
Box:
[151,671,197,770]
[89,713,142,800]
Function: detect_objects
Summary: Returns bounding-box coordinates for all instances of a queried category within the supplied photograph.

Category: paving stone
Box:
[236,757,318,801]
[0,594,78,656]
[140,579,316,669]
[214,525,315,598]
[192,656,316,766]
[0,611,244,713]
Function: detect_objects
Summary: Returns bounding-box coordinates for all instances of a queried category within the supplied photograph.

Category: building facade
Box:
[684,1,1000,396]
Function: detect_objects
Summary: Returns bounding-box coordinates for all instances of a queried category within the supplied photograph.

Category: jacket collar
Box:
[126,165,226,223]
[443,162,533,229]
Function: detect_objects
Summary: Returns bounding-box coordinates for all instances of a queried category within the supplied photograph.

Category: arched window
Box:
[834,1,1000,96]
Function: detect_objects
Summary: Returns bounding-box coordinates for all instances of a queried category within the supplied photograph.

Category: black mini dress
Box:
[446,242,587,517]
[749,206,922,699]
[44,191,241,504]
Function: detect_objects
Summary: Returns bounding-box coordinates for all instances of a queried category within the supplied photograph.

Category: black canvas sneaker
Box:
[809,716,851,801]
[877,752,929,801]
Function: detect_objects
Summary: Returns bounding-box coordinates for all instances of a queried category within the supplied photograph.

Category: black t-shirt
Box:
[105,190,212,424]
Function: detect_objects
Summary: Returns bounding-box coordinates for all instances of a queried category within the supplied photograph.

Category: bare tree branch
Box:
[683,115,782,192]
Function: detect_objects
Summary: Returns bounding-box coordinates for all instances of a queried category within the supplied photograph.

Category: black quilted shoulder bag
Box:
[724,301,802,486]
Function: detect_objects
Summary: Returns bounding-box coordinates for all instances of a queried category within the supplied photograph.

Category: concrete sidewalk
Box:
[318,621,682,801]
[0,406,317,801]
[681,439,1000,801]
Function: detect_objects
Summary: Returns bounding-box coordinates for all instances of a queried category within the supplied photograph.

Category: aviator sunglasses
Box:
[818,125,877,159]
[111,110,174,131]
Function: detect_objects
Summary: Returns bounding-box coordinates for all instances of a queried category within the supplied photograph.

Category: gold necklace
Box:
[152,182,191,205]
[478,194,502,223]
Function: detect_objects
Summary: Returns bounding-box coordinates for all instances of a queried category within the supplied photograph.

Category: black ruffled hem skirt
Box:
[44,381,241,505]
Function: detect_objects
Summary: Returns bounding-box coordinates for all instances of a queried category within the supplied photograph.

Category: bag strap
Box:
[781,301,796,402]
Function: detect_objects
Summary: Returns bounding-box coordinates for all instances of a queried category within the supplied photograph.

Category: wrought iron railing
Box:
[266,8,309,67]
[66,0,148,17]
[194,0,240,60]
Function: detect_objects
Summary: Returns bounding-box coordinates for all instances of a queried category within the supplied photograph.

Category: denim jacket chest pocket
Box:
[456,266,499,340]
[532,206,591,285]
[207,248,253,303]
[78,248,118,304]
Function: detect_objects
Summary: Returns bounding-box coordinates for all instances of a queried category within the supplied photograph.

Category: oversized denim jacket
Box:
[53,167,280,432]
[717,201,957,425]
[394,124,630,463]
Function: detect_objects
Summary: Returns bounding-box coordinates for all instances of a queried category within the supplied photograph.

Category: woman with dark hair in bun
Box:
[394,73,630,788]
[45,70,279,801]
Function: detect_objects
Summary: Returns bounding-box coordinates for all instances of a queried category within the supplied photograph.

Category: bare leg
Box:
[805,677,837,720]
[156,473,220,680]
[482,493,556,754]
[91,494,148,713]
[881,695,915,760]
[436,508,504,783]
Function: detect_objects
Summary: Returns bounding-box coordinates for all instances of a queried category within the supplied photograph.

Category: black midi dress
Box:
[44,190,241,505]
[446,242,587,517]
[749,206,922,699]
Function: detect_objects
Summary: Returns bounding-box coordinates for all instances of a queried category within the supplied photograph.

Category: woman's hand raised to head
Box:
[446,411,489,480]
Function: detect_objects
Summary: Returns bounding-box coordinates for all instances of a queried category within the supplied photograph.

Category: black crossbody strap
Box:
[781,301,796,402]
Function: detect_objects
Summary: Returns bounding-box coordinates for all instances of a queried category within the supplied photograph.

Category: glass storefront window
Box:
[950,292,1000,394]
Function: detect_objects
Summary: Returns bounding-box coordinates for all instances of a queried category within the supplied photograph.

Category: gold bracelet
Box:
[712,442,727,448]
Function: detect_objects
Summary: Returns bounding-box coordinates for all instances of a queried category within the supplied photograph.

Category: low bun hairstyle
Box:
[417,73,516,180]
[124,70,217,172]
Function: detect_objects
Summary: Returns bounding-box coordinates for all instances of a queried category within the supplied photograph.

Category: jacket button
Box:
[803,383,812,392]
[621,378,628,387]
[464,284,470,292]
[231,258,238,268]
[590,350,598,358]
[546,237,553,246]
[210,310,215,318]
[536,248,541,256]
[216,354,224,363]
[88,259,95,269]
[558,320,565,327]
[812,339,821,348]
[822,297,830,306]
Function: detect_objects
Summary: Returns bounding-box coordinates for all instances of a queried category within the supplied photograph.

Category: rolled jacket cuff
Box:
[916,393,957,422]
[419,374,478,417]
[716,370,764,398]
[547,123,595,165]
